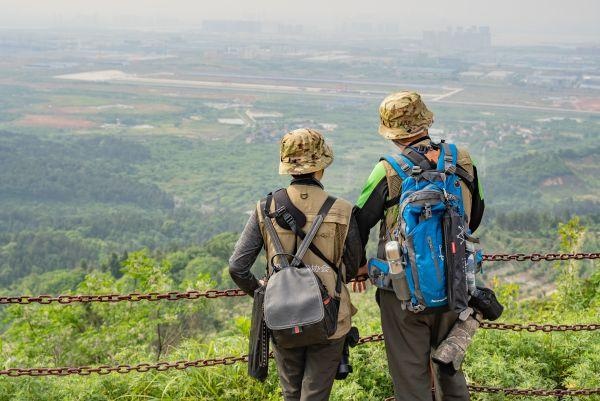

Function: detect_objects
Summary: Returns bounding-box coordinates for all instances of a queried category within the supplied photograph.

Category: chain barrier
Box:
[466,385,600,397]
[0,252,597,306]
[0,355,249,377]
[3,326,599,378]
[384,385,600,399]
[480,322,600,332]
[482,252,599,262]
[0,289,247,305]
[0,337,386,377]
[3,342,599,399]
[385,386,600,399]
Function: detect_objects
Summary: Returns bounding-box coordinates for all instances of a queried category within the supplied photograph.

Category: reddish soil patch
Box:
[572,98,600,112]
[15,114,95,129]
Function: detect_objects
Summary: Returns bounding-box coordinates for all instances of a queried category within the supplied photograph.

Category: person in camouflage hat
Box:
[378,91,435,140]
[279,128,334,175]
[229,128,363,401]
[353,92,485,401]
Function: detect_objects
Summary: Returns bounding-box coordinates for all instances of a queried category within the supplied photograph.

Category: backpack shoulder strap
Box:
[315,196,343,295]
[402,147,434,171]
[272,189,307,232]
[261,194,290,269]
[381,154,412,180]
[290,195,343,295]
[381,155,413,209]
[437,142,458,174]
[455,165,475,193]
[436,142,475,193]
[292,196,336,264]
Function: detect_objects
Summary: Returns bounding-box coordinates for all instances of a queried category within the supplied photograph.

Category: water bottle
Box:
[385,241,411,301]
[466,252,476,295]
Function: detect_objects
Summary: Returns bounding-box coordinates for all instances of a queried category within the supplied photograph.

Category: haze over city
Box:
[1,0,599,45]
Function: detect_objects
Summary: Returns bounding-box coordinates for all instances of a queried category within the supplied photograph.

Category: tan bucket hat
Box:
[378,91,434,140]
[278,128,334,175]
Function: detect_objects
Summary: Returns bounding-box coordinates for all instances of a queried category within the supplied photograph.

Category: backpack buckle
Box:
[410,166,422,176]
[423,204,432,220]
[408,303,426,313]
[268,206,286,219]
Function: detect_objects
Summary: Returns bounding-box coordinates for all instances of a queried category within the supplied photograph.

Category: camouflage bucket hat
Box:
[378,91,434,140]
[279,128,334,175]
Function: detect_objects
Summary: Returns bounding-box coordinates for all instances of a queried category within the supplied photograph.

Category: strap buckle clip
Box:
[423,204,432,219]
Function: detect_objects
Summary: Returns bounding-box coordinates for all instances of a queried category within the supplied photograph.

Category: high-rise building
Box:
[423,26,491,51]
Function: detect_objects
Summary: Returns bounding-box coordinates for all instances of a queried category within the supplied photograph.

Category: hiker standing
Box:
[229,128,362,401]
[353,92,485,401]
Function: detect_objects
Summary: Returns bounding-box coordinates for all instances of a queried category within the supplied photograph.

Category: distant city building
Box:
[202,20,262,34]
[525,73,579,89]
[202,20,302,35]
[423,26,491,52]
[581,75,600,90]
[338,21,400,35]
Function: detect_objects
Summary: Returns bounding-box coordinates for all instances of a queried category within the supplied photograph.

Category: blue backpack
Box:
[380,142,471,313]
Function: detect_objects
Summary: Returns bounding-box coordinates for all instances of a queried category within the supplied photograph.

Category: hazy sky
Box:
[1,0,599,43]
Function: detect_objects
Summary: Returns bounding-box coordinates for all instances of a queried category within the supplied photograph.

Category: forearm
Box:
[228,210,263,295]
[353,179,387,265]
[341,215,363,282]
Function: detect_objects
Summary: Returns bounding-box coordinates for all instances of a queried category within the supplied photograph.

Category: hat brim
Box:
[279,155,333,175]
[378,123,412,140]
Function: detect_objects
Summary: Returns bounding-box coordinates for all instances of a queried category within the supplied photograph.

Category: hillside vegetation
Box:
[0,218,597,400]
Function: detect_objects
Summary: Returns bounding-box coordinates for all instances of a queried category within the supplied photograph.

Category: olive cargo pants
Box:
[272,338,345,401]
[379,290,470,401]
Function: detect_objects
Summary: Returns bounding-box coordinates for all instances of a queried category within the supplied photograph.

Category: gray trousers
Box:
[379,290,470,401]
[272,338,345,401]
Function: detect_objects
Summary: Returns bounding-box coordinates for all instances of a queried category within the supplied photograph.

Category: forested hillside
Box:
[1,113,598,293]
[0,219,597,400]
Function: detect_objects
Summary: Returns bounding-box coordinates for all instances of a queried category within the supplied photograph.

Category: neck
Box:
[290,176,324,189]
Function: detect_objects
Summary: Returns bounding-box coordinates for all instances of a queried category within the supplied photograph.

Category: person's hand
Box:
[258,279,266,287]
[352,265,369,293]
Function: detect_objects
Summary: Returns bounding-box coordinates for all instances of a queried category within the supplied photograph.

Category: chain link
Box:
[0,324,600,376]
[467,385,600,397]
[0,289,247,305]
[482,252,599,262]
[2,333,599,400]
[0,334,388,377]
[385,386,600,400]
[480,322,600,332]
[0,252,597,306]
[0,355,250,377]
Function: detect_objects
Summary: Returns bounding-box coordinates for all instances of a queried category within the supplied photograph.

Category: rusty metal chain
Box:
[2,331,599,401]
[357,333,385,344]
[480,322,600,332]
[466,385,600,396]
[0,334,385,377]
[384,385,600,400]
[2,327,594,377]
[3,350,598,399]
[1,252,597,306]
[355,324,600,338]
[482,252,599,262]
[0,289,247,305]
[0,354,250,377]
